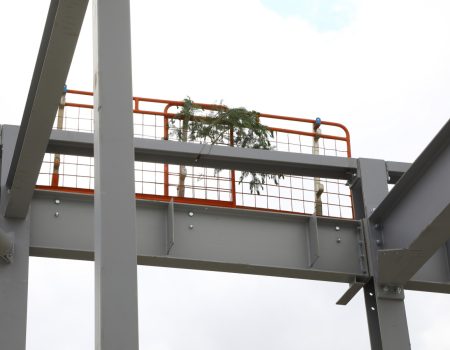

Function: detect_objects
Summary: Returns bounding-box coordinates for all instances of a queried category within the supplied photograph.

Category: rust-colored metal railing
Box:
[36,89,353,218]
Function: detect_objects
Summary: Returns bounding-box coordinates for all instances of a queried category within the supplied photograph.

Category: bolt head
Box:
[335,226,340,231]
[55,199,61,205]
[336,237,341,243]
[54,211,59,218]
[188,211,194,217]
[188,224,194,229]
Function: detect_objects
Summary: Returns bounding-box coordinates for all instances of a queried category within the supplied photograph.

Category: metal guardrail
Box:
[36,89,354,218]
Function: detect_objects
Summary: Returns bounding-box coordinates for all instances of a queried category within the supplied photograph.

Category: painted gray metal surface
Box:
[0,123,447,292]
[0,228,14,263]
[45,128,357,179]
[353,159,411,350]
[93,0,139,349]
[4,0,88,219]
[307,215,320,267]
[1,127,449,349]
[385,161,410,184]
[0,126,31,350]
[371,119,450,286]
[26,189,450,293]
[1,118,450,349]
[166,200,175,255]
[1,0,449,347]
[336,277,365,305]
[45,128,413,182]
[30,191,365,283]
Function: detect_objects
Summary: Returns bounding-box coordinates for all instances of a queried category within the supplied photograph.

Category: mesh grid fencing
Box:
[37,90,353,218]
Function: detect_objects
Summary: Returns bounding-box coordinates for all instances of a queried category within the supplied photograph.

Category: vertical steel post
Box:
[93,1,139,349]
[352,158,411,350]
[0,126,31,350]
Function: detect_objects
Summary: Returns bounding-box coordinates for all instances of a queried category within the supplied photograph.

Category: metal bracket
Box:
[378,248,425,285]
[346,172,359,188]
[166,199,174,255]
[0,228,14,263]
[306,215,319,268]
[336,276,366,305]
[358,220,369,274]
[376,283,405,300]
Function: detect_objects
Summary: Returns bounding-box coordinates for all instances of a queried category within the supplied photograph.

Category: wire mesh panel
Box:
[235,174,352,218]
[38,153,95,191]
[166,166,234,201]
[38,89,353,218]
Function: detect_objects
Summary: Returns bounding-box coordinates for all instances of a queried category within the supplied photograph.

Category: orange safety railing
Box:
[36,89,354,218]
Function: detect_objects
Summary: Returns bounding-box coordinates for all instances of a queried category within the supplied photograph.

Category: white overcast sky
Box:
[1,0,450,349]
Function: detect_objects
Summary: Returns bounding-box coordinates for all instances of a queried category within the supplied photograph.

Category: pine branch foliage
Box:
[171,97,283,194]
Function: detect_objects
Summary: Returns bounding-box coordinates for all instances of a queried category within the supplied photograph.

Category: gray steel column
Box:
[0,126,31,350]
[352,159,411,350]
[93,1,139,349]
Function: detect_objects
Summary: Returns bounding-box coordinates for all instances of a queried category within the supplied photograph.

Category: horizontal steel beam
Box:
[4,0,88,218]
[0,125,411,185]
[45,129,358,179]
[30,191,366,283]
[372,119,450,285]
[28,190,450,293]
[45,130,412,183]
[385,161,410,184]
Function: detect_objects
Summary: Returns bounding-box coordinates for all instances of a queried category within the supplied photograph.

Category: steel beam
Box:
[117,135,356,179]
[45,128,357,179]
[29,191,365,283]
[44,129,414,183]
[0,125,414,187]
[336,277,366,305]
[93,0,139,349]
[385,161,410,184]
[0,126,31,350]
[25,190,450,293]
[352,158,411,350]
[0,124,447,292]
[371,119,450,286]
[4,0,88,219]
[44,129,415,188]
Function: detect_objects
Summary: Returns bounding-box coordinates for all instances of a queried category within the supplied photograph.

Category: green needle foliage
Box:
[171,97,284,195]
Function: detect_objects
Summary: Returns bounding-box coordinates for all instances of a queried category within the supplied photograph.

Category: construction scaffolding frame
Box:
[1,1,449,349]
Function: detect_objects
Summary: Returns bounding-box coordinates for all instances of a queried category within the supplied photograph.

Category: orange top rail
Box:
[65,89,352,156]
